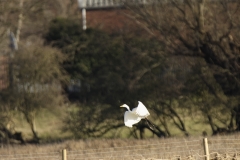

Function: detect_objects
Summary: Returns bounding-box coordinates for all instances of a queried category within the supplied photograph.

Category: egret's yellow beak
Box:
[120,105,123,108]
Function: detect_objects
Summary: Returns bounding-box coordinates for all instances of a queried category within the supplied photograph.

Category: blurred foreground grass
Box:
[1,134,240,160]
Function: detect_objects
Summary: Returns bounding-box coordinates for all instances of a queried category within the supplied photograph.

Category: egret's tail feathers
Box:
[145,118,156,130]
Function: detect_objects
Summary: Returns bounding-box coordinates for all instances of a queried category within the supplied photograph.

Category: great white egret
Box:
[120,101,154,129]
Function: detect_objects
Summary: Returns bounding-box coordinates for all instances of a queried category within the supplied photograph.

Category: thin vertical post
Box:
[203,138,209,160]
[82,8,87,30]
[62,149,67,160]
[16,0,24,45]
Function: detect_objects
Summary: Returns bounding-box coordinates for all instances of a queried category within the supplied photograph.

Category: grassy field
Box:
[12,106,72,142]
[11,106,214,143]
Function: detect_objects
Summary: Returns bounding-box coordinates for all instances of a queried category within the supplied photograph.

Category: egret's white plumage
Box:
[120,101,150,127]
[135,101,150,118]
[123,111,141,127]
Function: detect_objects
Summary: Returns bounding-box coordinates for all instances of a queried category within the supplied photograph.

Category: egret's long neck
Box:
[125,105,131,112]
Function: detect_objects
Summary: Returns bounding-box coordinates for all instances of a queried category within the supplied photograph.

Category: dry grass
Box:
[1,134,240,160]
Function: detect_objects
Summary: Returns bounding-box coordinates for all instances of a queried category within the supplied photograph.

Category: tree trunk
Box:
[29,118,39,141]
[235,106,240,131]
[25,112,39,143]
[139,125,145,139]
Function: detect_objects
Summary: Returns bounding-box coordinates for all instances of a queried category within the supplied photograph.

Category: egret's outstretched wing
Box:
[124,111,141,127]
[135,101,150,117]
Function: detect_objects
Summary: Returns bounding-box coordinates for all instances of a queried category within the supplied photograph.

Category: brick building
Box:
[0,55,9,90]
[77,0,146,32]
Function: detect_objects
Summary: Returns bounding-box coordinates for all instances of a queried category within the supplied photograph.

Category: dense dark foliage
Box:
[45,18,165,106]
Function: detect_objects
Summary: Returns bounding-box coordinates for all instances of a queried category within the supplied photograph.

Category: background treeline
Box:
[0,0,240,144]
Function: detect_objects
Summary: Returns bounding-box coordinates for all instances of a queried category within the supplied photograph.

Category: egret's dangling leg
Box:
[145,118,156,130]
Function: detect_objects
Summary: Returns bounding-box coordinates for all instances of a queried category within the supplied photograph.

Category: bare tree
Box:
[0,0,74,143]
[1,45,67,143]
[124,0,240,133]
[18,46,66,142]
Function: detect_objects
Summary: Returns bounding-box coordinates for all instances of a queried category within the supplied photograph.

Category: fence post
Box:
[62,149,67,160]
[203,138,209,160]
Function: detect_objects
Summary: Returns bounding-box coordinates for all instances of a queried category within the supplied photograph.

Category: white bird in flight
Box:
[120,101,154,129]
